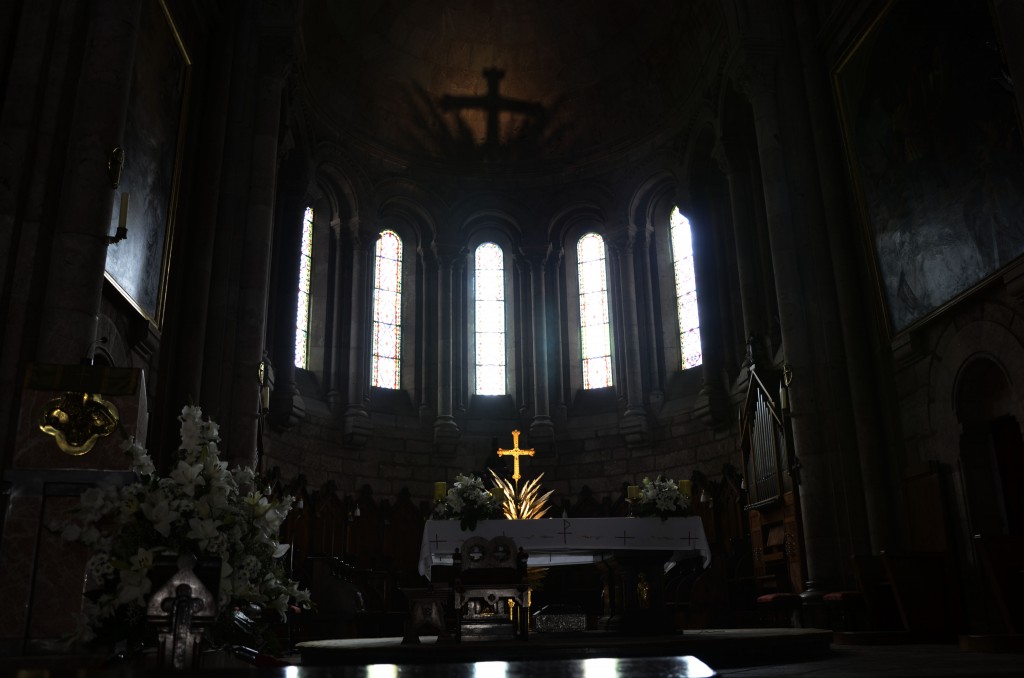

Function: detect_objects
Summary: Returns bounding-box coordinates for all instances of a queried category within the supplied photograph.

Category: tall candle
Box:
[118,192,129,231]
[679,479,692,497]
[433,481,447,501]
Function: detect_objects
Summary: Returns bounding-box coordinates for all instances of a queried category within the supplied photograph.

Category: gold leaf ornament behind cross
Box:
[497,429,535,482]
[39,392,120,456]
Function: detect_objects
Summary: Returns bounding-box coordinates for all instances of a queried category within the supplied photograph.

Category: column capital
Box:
[603,222,639,254]
[517,243,552,270]
[432,241,464,268]
[347,221,378,252]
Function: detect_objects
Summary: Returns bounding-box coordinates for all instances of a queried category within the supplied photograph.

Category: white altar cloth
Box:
[418,516,710,578]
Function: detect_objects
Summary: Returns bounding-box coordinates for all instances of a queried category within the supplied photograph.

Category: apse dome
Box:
[298,0,723,173]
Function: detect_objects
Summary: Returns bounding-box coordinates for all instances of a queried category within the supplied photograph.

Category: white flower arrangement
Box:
[432,473,503,530]
[57,405,310,648]
[630,476,690,519]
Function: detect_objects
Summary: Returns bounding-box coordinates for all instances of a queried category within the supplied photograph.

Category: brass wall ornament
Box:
[40,391,120,456]
[108,145,125,188]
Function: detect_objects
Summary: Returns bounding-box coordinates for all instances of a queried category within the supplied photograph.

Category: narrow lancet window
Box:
[671,208,703,369]
[475,242,506,395]
[371,230,402,389]
[294,206,314,368]
[577,232,613,389]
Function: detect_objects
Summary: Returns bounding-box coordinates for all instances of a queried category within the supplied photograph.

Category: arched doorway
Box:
[955,356,1024,537]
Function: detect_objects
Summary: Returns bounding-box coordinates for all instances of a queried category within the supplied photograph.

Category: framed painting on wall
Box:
[832,0,1024,336]
[104,0,190,327]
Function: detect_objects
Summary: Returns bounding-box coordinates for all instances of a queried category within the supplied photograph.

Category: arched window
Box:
[577,232,613,389]
[294,206,314,369]
[474,242,506,394]
[371,229,403,389]
[671,207,702,369]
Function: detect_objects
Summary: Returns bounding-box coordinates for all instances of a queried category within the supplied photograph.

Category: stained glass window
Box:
[294,206,314,369]
[475,242,506,395]
[671,208,703,369]
[371,230,402,389]
[577,233,613,389]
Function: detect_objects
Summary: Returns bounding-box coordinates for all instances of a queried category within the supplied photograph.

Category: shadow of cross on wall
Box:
[440,67,544,149]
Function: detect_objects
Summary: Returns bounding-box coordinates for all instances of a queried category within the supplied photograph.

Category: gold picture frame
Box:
[832,0,1024,337]
[104,0,191,327]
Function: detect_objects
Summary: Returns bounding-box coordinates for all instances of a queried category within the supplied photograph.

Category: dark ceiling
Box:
[298,0,724,171]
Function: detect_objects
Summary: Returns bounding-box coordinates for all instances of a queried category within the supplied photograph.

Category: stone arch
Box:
[927,312,1024,556]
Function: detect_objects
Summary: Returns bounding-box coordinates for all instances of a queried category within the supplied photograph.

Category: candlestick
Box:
[433,481,447,501]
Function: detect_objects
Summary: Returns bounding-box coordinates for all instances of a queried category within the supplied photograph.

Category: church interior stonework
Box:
[2,0,1024,673]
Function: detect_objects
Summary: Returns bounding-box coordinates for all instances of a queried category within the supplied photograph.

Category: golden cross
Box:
[497,429,535,482]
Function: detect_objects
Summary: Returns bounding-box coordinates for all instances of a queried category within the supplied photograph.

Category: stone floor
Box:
[1,632,1021,676]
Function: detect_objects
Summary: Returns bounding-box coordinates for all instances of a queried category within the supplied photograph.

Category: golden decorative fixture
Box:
[107,145,124,188]
[490,469,554,520]
[496,429,534,481]
[40,391,120,456]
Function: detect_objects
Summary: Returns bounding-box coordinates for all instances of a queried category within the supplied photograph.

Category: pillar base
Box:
[270,389,306,431]
[529,416,555,449]
[620,408,649,448]
[433,415,460,454]
[343,406,373,447]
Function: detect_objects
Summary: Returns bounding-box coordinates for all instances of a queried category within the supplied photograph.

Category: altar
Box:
[419,516,710,634]
[419,516,710,577]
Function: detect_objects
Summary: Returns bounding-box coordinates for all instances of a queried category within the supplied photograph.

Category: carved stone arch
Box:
[449,189,530,242]
[549,193,612,251]
[376,194,437,254]
[461,210,521,250]
[929,316,1024,464]
[927,314,1024,551]
[628,170,679,233]
[313,141,373,227]
[953,353,1016,426]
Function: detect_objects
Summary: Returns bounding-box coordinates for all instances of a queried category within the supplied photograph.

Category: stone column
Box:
[745,51,840,594]
[678,188,731,428]
[268,154,310,430]
[418,245,435,422]
[551,247,569,424]
[607,225,649,447]
[225,36,289,468]
[714,139,771,358]
[165,9,235,413]
[791,1,892,557]
[433,243,461,452]
[36,0,143,364]
[343,223,373,446]
[325,216,346,414]
[522,246,555,447]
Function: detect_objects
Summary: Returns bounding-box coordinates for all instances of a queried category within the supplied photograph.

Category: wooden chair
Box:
[453,536,531,641]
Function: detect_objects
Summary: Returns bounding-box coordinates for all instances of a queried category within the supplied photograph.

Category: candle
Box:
[627,484,640,500]
[118,192,129,232]
[490,486,503,503]
[433,481,447,501]
[678,479,692,497]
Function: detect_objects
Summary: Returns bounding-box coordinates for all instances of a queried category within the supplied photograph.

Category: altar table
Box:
[418,516,710,578]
